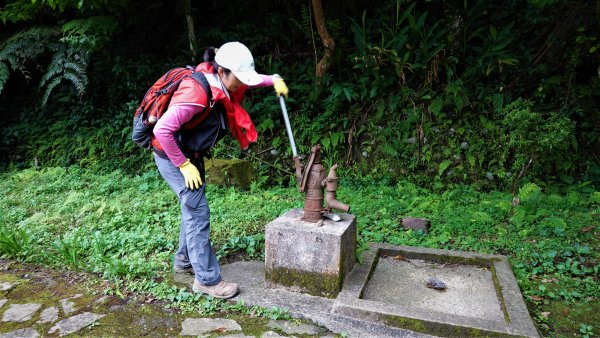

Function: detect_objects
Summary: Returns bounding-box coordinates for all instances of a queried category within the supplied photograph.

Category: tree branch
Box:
[184,0,198,62]
[310,0,335,78]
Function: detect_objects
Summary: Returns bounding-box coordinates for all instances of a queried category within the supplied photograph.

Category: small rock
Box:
[2,303,41,322]
[136,315,178,332]
[109,304,127,312]
[220,334,254,338]
[267,319,321,335]
[37,306,59,324]
[41,277,56,288]
[400,217,431,234]
[426,277,447,290]
[180,318,242,336]
[94,295,110,305]
[0,299,7,308]
[48,312,105,336]
[59,298,77,315]
[0,282,16,291]
[0,328,40,338]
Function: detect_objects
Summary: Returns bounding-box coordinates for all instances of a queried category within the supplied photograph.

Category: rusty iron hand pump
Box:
[278,97,349,223]
[294,145,350,223]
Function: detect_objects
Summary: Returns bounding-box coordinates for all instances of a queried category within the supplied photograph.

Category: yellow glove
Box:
[273,74,288,99]
[179,159,202,190]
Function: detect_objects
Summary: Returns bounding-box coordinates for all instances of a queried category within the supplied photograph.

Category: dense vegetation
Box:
[1,168,598,336]
[1,0,598,189]
[0,0,599,336]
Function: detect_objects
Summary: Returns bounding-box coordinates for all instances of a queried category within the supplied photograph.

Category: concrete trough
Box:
[332,243,539,337]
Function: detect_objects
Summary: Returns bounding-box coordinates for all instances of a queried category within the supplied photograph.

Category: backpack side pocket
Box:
[132,113,154,149]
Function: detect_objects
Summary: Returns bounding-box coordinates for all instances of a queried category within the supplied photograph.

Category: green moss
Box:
[84,302,184,336]
[489,264,510,323]
[380,314,525,337]
[378,248,499,267]
[0,274,26,284]
[205,158,256,190]
[225,314,269,337]
[265,267,341,298]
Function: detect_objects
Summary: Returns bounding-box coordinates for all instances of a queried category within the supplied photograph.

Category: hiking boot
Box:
[174,265,194,274]
[192,279,239,299]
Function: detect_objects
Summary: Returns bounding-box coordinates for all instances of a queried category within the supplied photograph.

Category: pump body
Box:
[294,145,349,223]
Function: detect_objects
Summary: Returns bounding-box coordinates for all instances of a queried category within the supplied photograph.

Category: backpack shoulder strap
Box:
[189,72,213,104]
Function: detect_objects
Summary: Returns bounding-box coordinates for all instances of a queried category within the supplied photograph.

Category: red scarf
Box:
[197,63,257,150]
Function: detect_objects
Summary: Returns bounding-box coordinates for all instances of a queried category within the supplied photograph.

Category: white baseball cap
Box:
[215,42,263,86]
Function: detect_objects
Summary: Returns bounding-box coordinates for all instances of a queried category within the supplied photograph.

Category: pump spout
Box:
[323,164,350,212]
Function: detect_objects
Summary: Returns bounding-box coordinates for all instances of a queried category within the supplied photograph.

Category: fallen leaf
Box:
[394,255,405,261]
[528,295,545,301]
[215,327,227,333]
[581,226,596,232]
[541,312,550,318]
[562,308,569,316]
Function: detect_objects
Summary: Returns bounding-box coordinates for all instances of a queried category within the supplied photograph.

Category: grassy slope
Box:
[0,166,598,336]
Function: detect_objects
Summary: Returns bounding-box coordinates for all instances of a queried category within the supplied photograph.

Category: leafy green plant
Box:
[61,16,118,50]
[501,99,575,195]
[47,234,86,271]
[216,234,265,261]
[0,227,34,261]
[580,323,594,338]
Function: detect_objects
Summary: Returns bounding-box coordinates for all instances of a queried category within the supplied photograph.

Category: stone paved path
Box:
[0,260,338,337]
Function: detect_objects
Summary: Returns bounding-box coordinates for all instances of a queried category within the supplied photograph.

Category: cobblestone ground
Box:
[0,260,337,337]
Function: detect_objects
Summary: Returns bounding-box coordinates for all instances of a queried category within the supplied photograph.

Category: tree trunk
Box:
[311,0,335,78]
[184,0,198,62]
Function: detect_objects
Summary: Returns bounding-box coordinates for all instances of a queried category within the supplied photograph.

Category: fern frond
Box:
[0,53,18,70]
[63,61,85,75]
[40,76,64,107]
[38,47,90,105]
[0,62,10,94]
[39,50,67,87]
[63,70,87,95]
[0,26,90,105]
[0,26,61,80]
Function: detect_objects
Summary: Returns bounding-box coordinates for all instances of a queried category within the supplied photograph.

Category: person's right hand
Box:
[179,159,202,190]
[272,74,289,99]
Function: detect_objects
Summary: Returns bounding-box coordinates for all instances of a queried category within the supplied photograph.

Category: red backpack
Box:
[131,66,212,149]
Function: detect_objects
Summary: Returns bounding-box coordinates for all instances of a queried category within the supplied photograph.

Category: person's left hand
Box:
[273,74,288,99]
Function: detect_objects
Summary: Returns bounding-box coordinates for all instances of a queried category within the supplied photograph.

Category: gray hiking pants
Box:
[154,154,222,286]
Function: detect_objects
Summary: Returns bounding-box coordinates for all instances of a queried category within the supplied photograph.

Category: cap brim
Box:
[232,70,263,86]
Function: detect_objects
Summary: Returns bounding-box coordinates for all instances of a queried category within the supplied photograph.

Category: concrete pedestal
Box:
[265,209,356,298]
